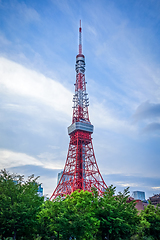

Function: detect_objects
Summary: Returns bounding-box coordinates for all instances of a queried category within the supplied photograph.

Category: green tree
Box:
[38,196,65,240]
[38,190,99,240]
[136,202,160,240]
[39,186,141,240]
[95,185,140,240]
[62,190,99,240]
[0,169,44,240]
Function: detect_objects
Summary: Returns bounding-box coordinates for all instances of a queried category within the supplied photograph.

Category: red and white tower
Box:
[50,21,107,200]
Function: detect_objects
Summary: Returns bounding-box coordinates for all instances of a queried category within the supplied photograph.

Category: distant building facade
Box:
[135,200,148,211]
[37,184,43,197]
[127,196,148,211]
[149,194,160,206]
[57,171,63,185]
[133,191,145,201]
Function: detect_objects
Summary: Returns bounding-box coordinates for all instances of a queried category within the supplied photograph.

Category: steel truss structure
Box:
[50,21,107,200]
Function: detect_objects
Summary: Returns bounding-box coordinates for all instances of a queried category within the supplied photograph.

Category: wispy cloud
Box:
[142,123,160,134]
[0,32,11,46]
[132,101,160,134]
[90,101,136,134]
[0,149,43,169]
[38,152,65,170]
[0,149,64,170]
[0,0,40,23]
[15,1,40,23]
[151,187,160,190]
[84,1,160,110]
[104,173,160,198]
[133,101,160,121]
[0,57,72,119]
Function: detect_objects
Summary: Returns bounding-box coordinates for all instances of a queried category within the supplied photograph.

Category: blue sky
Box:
[0,0,160,199]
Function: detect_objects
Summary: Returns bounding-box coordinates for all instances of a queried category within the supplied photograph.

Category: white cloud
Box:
[0,149,64,170]
[90,101,136,134]
[85,5,160,137]
[1,0,40,23]
[2,103,39,116]
[86,24,97,36]
[116,182,138,188]
[0,149,43,169]
[85,3,160,107]
[38,152,64,169]
[0,57,72,118]
[18,2,40,22]
[0,32,11,46]
[48,145,60,150]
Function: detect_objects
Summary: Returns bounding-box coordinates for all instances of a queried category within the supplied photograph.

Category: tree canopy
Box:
[135,202,160,240]
[0,169,44,240]
[38,186,139,240]
[38,190,100,240]
[1,169,160,240]
[95,186,139,240]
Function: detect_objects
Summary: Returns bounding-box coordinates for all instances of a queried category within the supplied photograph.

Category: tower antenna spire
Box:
[79,20,82,54]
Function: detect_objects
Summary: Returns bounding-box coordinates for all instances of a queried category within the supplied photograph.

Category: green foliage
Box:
[1,169,160,240]
[38,190,99,240]
[0,169,44,240]
[95,185,140,240]
[38,186,140,240]
[63,190,99,239]
[38,196,64,240]
[136,202,160,240]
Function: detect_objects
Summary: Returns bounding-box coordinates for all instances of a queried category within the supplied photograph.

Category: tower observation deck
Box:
[50,21,107,200]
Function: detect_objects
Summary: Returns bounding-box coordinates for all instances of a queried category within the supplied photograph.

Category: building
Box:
[127,196,148,211]
[57,171,63,185]
[149,194,160,206]
[37,184,43,197]
[133,191,145,201]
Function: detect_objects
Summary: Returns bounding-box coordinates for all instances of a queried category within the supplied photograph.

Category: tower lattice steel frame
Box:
[50,21,107,200]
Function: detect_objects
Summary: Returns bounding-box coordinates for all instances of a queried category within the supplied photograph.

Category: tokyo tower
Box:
[50,21,107,200]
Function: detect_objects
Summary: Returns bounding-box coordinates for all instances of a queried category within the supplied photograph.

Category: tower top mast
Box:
[79,20,82,54]
[73,20,90,124]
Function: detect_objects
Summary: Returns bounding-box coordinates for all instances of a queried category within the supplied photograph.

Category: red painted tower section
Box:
[50,21,107,200]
